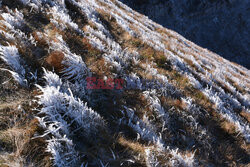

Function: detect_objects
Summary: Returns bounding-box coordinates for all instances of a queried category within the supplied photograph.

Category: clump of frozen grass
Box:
[35,85,79,166]
[120,106,160,143]
[143,90,169,122]
[125,73,143,90]
[48,34,90,82]
[36,70,106,165]
[0,45,27,86]
[0,9,31,46]
[47,33,92,100]
[1,9,24,28]
[38,70,105,137]
[61,53,90,81]
[49,6,78,30]
[144,147,196,167]
[46,136,79,167]
[144,148,160,167]
[43,68,62,88]
[169,148,196,167]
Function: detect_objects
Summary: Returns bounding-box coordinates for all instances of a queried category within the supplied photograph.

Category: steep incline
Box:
[0,0,249,166]
[120,0,250,69]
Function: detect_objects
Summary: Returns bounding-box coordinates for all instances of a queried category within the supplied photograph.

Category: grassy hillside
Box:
[120,0,250,69]
[0,0,249,166]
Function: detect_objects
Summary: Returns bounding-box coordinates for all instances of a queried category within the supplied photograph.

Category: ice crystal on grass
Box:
[43,68,62,88]
[143,90,169,122]
[46,136,79,167]
[169,148,195,167]
[61,53,90,81]
[36,70,107,166]
[49,6,78,30]
[1,9,23,28]
[38,71,105,137]
[0,45,27,86]
[1,0,249,166]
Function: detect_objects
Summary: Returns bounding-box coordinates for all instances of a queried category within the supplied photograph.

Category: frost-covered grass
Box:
[0,45,27,86]
[48,6,78,30]
[0,0,249,166]
[36,70,106,166]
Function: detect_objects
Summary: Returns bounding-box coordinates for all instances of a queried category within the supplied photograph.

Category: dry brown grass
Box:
[0,127,31,158]
[32,31,49,48]
[118,136,145,154]
[62,30,100,59]
[216,79,236,95]
[220,120,238,134]
[45,51,64,72]
[181,57,203,73]
[97,9,127,44]
[0,119,51,166]
[156,65,249,152]
[97,7,177,77]
[88,57,112,77]
[240,111,250,122]
[160,96,187,110]
[31,21,104,77]
[0,98,51,167]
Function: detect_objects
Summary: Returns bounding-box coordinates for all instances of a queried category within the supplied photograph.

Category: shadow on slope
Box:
[119,0,250,69]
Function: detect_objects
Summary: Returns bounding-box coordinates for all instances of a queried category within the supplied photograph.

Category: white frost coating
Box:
[46,136,79,167]
[1,9,24,28]
[49,33,92,100]
[120,106,160,143]
[202,86,250,142]
[0,45,27,86]
[49,6,78,30]
[61,53,90,80]
[83,7,196,162]
[43,68,62,88]
[125,73,143,90]
[0,0,247,165]
[36,85,79,166]
[145,147,195,167]
[37,70,106,166]
[144,148,160,167]
[183,65,250,141]
[92,0,250,98]
[158,42,250,142]
[46,33,90,81]
[143,90,169,122]
[39,71,105,135]
[169,148,195,167]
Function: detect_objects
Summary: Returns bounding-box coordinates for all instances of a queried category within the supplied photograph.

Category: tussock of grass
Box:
[45,51,64,72]
[0,97,51,166]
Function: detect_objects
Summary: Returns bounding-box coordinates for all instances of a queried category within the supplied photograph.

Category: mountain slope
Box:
[120,0,250,69]
[0,0,249,166]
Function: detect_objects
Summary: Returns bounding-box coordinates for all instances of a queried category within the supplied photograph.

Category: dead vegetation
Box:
[0,88,51,166]
[0,0,249,166]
